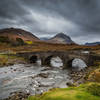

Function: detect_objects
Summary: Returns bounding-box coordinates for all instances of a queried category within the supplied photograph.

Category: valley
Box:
[1,0,100,100]
[0,28,100,100]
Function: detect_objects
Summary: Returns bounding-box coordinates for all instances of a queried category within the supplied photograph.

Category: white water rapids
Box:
[0,64,72,99]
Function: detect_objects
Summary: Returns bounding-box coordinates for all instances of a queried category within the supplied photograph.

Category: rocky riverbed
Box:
[0,64,73,100]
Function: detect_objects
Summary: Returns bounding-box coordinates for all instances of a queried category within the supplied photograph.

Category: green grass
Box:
[28,83,100,100]
[87,83,100,96]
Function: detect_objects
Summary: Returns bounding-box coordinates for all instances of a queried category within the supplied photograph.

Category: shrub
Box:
[0,56,8,67]
[16,38,25,45]
[88,68,100,82]
[0,36,10,43]
[87,83,100,96]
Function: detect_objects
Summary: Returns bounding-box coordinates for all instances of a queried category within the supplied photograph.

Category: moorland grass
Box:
[28,83,100,100]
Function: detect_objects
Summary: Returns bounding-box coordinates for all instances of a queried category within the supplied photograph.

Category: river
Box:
[0,64,72,99]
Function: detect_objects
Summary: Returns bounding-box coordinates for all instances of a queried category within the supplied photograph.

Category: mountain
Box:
[0,28,75,45]
[85,42,100,46]
[0,28,39,42]
[47,33,75,44]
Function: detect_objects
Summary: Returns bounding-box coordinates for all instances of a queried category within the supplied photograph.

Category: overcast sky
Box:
[0,0,100,44]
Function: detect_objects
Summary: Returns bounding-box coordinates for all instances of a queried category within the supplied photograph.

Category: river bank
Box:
[0,54,27,67]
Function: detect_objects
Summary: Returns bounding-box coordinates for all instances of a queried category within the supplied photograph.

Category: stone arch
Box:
[67,58,74,68]
[67,58,87,71]
[44,55,53,66]
[29,55,38,63]
[44,55,63,67]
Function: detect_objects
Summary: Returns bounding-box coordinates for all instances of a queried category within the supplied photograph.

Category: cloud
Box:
[0,0,100,44]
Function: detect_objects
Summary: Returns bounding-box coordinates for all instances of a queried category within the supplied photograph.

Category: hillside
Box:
[0,28,40,43]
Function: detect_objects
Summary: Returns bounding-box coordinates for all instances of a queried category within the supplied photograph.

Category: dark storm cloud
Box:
[0,0,100,43]
[0,0,28,19]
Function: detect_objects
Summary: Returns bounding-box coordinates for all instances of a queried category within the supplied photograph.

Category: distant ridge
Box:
[85,42,100,46]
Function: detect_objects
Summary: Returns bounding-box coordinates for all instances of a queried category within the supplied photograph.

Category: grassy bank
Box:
[0,54,26,67]
[28,83,100,100]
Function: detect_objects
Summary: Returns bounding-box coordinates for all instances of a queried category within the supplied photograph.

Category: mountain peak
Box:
[48,32,75,44]
[56,33,68,36]
[54,33,70,39]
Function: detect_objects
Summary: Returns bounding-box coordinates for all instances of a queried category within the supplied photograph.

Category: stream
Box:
[0,64,72,99]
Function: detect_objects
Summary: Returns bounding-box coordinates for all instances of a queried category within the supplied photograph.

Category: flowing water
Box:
[0,64,72,99]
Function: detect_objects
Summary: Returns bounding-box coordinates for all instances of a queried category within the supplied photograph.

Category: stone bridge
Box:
[16,51,100,68]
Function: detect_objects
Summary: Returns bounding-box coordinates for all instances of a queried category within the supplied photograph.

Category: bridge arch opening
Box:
[29,55,38,63]
[67,59,74,68]
[67,58,87,71]
[45,56,63,68]
[45,55,53,65]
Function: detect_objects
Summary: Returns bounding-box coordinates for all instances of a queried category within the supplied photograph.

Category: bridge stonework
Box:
[16,51,99,68]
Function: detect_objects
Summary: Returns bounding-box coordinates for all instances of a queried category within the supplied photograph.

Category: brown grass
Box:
[0,42,100,53]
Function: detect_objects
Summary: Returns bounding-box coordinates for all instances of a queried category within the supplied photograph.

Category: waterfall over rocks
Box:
[72,58,87,71]
[50,57,63,68]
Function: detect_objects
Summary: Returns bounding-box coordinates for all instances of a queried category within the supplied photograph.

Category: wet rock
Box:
[10,68,13,70]
[39,81,55,87]
[35,89,43,95]
[22,69,24,72]
[31,76,35,79]
[3,92,30,100]
[66,82,74,87]
[41,67,52,71]
[38,73,49,78]
[13,69,17,71]
[69,68,89,85]
[11,71,13,73]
